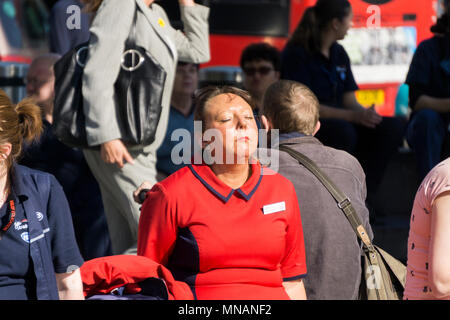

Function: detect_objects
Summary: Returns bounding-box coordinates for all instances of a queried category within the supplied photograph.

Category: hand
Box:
[179,0,195,6]
[100,139,134,169]
[354,105,382,128]
[133,181,154,204]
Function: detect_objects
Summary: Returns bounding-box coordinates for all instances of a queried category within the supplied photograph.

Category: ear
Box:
[0,143,12,162]
[260,115,273,133]
[331,18,340,31]
[312,121,321,136]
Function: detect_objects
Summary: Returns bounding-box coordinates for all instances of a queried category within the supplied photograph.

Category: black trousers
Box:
[315,116,407,195]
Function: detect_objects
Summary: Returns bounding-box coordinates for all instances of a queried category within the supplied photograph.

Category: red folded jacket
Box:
[80,255,194,300]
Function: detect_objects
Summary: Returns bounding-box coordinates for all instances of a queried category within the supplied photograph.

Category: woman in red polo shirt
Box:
[136,86,307,300]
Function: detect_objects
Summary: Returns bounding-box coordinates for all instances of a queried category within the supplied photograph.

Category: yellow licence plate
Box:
[356,89,385,108]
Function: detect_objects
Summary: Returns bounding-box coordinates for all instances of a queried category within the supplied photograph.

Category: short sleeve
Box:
[342,51,359,93]
[425,161,450,207]
[406,41,432,88]
[47,175,84,273]
[137,184,178,265]
[280,184,307,281]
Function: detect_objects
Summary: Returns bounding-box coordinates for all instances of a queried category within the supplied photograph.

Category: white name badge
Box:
[263,201,286,215]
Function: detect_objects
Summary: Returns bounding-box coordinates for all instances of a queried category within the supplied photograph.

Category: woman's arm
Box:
[55,269,85,300]
[137,184,178,264]
[161,1,210,64]
[319,103,356,122]
[282,279,307,300]
[82,0,135,147]
[429,190,450,298]
[413,95,450,113]
[325,91,382,128]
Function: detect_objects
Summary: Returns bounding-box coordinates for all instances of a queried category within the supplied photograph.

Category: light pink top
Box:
[404,157,450,300]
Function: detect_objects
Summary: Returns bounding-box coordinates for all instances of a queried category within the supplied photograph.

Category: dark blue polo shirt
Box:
[281,42,359,109]
[405,36,450,109]
[156,106,195,176]
[49,0,90,55]
[0,167,84,300]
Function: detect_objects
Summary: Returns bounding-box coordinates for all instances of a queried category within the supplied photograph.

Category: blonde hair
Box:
[263,80,319,135]
[0,90,43,174]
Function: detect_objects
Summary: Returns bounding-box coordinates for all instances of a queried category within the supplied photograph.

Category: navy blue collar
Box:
[188,161,263,203]
[279,132,309,142]
[9,164,29,201]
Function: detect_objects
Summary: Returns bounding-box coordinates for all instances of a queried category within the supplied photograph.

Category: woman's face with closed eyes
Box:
[202,93,258,164]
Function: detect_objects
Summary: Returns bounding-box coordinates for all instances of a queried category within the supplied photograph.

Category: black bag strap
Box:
[279,144,374,252]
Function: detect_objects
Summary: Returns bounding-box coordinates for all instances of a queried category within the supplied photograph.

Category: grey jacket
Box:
[82,0,210,149]
[275,136,373,300]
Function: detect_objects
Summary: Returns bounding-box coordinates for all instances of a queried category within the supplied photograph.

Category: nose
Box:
[236,114,250,129]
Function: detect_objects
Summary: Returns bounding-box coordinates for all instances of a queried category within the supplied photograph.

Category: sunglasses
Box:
[243,66,274,76]
[0,200,16,235]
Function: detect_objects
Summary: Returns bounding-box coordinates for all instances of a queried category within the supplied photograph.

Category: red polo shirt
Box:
[137,161,307,300]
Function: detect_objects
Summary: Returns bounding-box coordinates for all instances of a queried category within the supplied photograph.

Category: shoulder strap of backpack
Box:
[279,144,374,251]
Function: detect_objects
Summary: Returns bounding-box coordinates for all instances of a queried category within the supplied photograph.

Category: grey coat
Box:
[275,136,374,300]
[82,0,210,149]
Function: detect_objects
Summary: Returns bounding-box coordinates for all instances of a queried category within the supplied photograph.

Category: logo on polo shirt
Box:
[20,232,30,243]
[337,66,347,81]
[36,212,44,222]
[14,219,28,231]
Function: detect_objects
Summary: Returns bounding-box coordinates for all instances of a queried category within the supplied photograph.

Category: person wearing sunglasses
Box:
[0,90,84,300]
[240,43,281,119]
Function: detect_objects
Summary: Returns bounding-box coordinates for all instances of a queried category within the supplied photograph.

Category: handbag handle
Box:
[279,144,374,251]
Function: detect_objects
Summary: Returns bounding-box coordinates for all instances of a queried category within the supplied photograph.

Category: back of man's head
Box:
[263,80,319,135]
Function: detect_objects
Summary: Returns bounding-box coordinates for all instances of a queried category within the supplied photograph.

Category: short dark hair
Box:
[263,80,319,135]
[239,43,281,72]
[194,86,255,126]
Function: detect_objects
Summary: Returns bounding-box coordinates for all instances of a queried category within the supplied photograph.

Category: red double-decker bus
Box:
[162,0,441,116]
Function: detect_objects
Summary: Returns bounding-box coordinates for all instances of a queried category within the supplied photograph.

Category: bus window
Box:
[157,0,290,37]
[208,0,290,37]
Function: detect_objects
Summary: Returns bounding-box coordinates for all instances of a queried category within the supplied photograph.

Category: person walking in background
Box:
[21,54,112,260]
[0,89,84,300]
[260,80,373,300]
[49,0,90,55]
[135,86,307,300]
[404,157,450,300]
[156,61,199,179]
[240,43,280,119]
[405,0,450,181]
[81,0,210,255]
[280,0,406,219]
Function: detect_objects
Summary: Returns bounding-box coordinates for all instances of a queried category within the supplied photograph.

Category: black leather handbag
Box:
[53,9,167,149]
